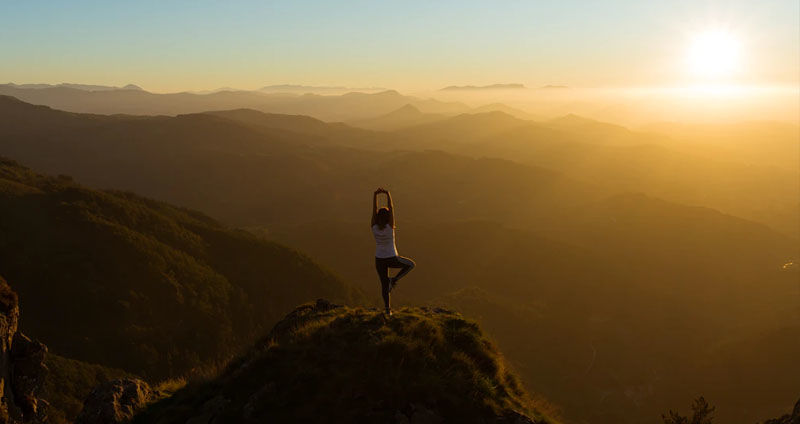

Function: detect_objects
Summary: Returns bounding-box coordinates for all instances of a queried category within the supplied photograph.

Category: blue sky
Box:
[1,0,797,92]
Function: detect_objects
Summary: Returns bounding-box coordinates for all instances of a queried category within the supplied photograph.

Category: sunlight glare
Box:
[685,30,742,79]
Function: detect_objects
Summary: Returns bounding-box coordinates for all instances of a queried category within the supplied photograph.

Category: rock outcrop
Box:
[763,398,800,424]
[0,278,48,424]
[76,378,152,424]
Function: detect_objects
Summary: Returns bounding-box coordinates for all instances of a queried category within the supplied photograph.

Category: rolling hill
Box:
[0,96,602,229]
[385,111,800,236]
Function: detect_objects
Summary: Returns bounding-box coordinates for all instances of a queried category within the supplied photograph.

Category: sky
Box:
[0,0,798,93]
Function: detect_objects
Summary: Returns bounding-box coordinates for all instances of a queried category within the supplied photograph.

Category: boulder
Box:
[10,334,48,421]
[76,378,152,424]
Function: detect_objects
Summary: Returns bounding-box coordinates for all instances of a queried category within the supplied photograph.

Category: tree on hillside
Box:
[662,397,715,424]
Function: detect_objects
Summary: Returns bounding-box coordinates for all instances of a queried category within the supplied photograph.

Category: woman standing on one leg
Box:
[372,187,415,316]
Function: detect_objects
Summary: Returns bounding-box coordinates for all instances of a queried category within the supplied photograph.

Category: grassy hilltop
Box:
[136,299,558,424]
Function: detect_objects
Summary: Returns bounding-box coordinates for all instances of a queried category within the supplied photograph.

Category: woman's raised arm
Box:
[371,189,379,226]
[385,189,395,227]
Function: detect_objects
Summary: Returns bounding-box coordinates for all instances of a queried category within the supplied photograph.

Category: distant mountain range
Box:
[438,84,569,91]
[440,83,526,91]
[0,82,540,128]
[380,110,799,237]
[2,91,793,235]
[0,95,597,228]
[0,84,470,121]
[259,84,386,94]
[1,82,142,91]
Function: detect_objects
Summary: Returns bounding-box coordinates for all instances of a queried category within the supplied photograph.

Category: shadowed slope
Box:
[0,158,363,379]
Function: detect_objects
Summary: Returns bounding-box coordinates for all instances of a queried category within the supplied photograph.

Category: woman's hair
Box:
[375,207,392,229]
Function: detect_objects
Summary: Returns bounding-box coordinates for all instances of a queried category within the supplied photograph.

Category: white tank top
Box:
[372,224,398,258]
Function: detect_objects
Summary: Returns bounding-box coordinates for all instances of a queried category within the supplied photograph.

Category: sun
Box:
[685,30,742,79]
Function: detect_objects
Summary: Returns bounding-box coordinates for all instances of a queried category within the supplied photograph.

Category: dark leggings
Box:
[375,256,415,310]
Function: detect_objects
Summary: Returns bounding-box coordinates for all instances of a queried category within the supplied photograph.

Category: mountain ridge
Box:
[1,82,142,92]
[0,95,603,229]
[0,86,470,121]
[441,84,526,91]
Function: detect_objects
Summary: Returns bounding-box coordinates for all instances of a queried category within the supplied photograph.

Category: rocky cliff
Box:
[0,277,48,424]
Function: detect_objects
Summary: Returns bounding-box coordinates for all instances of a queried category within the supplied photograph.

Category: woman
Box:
[372,187,415,316]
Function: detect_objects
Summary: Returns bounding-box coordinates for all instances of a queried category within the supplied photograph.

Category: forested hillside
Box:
[0,157,362,380]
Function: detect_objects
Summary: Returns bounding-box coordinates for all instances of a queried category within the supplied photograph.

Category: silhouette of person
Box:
[371,188,415,316]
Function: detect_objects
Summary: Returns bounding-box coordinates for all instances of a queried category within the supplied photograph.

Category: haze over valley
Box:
[0,86,797,423]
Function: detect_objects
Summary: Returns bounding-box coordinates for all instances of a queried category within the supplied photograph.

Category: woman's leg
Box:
[390,256,415,283]
[375,258,391,311]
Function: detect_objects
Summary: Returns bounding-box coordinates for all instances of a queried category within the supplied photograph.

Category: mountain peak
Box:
[471,103,536,120]
[388,103,422,116]
[453,110,521,123]
[548,113,595,125]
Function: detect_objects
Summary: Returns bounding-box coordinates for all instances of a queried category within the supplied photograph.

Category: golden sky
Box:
[1,1,798,93]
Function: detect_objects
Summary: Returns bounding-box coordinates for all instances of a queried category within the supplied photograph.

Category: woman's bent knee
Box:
[399,256,415,268]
